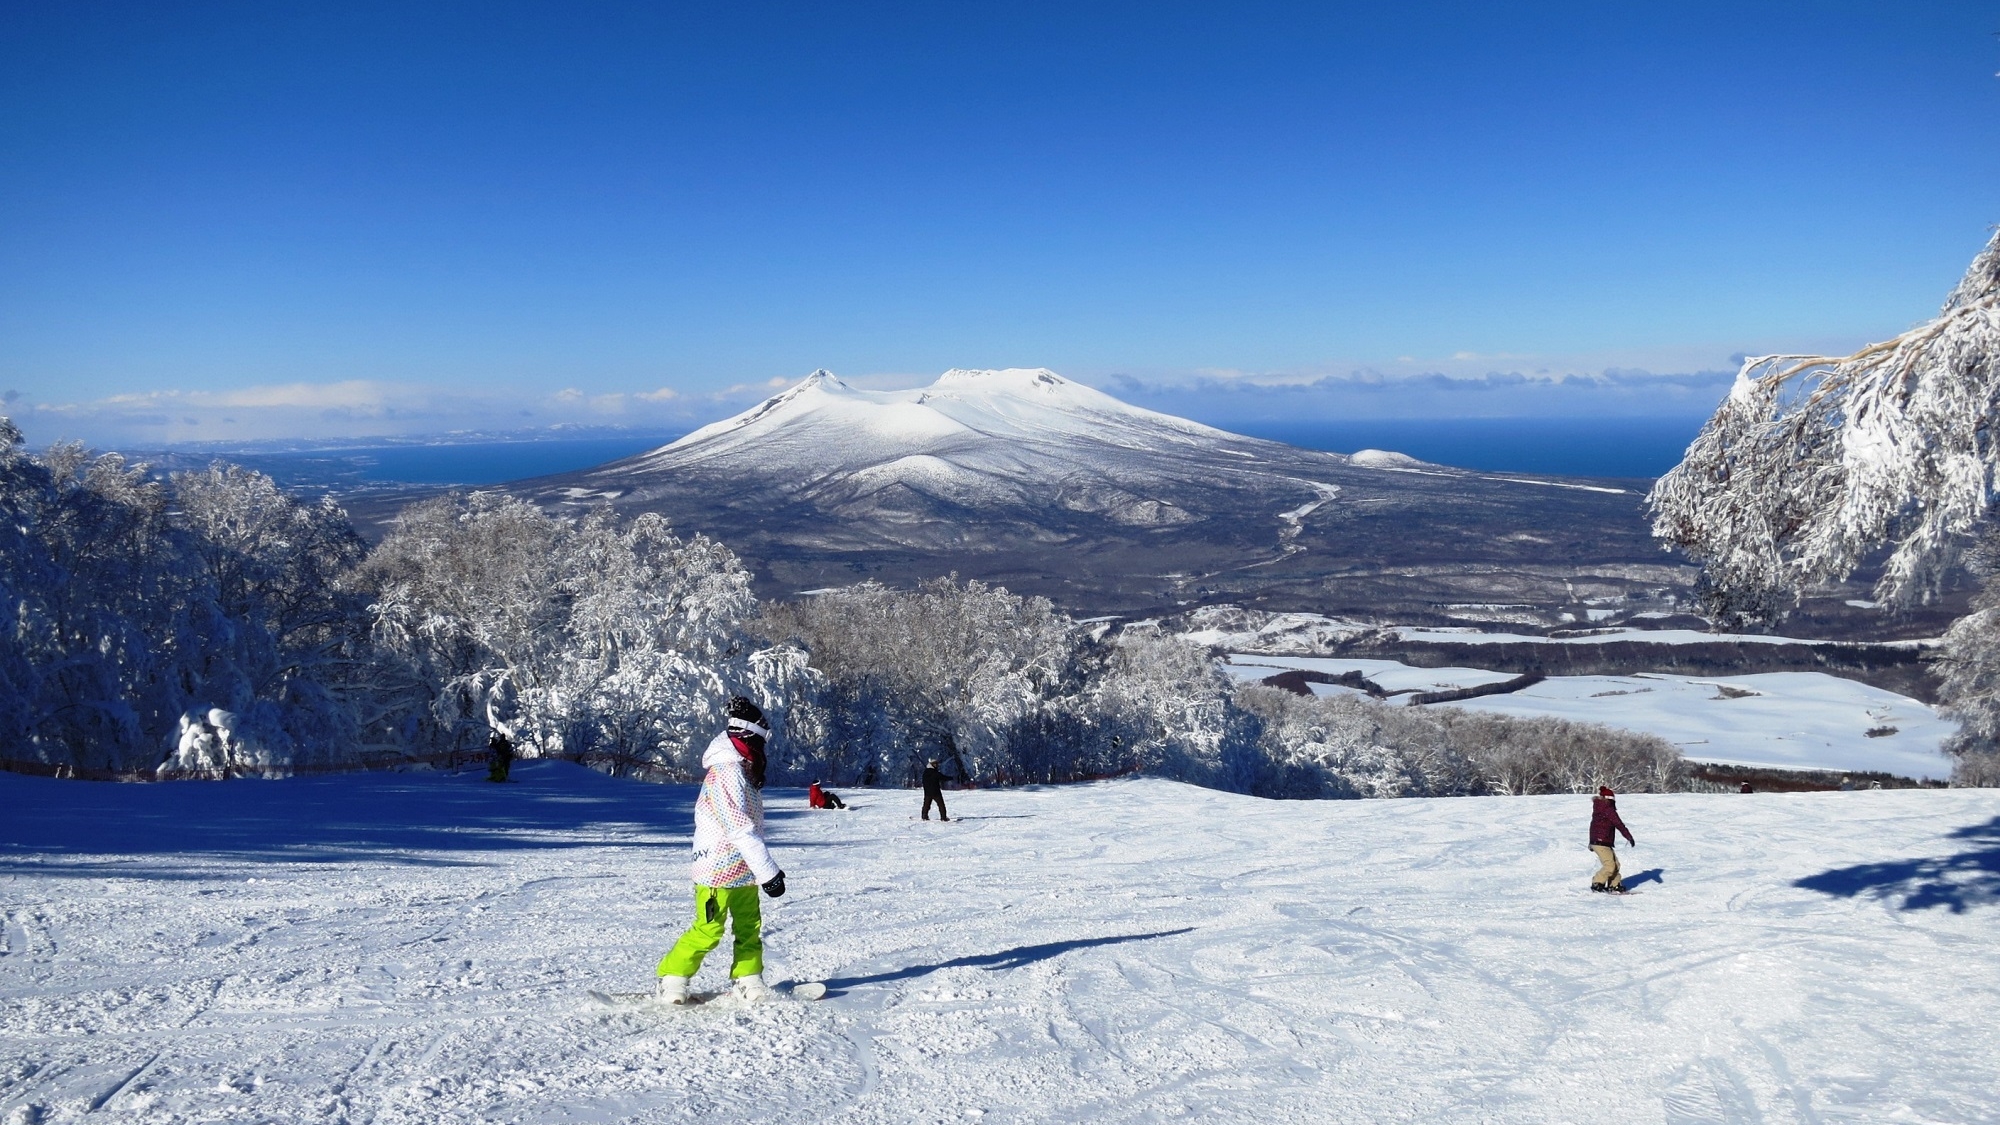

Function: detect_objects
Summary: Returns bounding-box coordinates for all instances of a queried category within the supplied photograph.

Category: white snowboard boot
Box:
[731,973,776,1003]
[655,975,691,1004]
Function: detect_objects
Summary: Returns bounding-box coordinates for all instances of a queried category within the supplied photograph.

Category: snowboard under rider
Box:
[656,697,788,1004]
[921,758,950,822]
[807,781,847,810]
[1589,786,1635,893]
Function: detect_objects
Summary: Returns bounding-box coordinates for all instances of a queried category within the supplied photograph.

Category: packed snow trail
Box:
[2,764,1997,1124]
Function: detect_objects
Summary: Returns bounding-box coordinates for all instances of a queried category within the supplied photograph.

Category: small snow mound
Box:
[1350,449,1424,468]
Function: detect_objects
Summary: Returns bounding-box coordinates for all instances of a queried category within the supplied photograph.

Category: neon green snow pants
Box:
[657,884,763,979]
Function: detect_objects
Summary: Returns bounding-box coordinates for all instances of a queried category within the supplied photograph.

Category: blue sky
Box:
[2,2,1996,446]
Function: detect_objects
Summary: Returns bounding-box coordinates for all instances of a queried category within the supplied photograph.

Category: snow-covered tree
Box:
[157,464,380,776]
[763,578,1092,785]
[1,435,210,772]
[1093,632,1259,791]
[1235,684,1681,797]
[1,430,388,776]
[1648,230,2000,784]
[1650,230,2000,625]
[1933,537,2000,785]
[359,493,810,778]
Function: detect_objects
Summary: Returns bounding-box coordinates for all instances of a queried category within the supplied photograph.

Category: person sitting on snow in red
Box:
[1589,786,1635,893]
[807,781,846,810]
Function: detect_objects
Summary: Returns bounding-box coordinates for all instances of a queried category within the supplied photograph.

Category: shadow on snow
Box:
[1622,867,1664,889]
[817,928,1196,997]
[1793,815,2000,913]
[0,760,826,875]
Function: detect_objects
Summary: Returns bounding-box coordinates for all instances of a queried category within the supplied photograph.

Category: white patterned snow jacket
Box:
[689,733,780,888]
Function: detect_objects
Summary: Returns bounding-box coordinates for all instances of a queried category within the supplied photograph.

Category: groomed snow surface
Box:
[6,764,1999,1124]
[1227,656,1957,780]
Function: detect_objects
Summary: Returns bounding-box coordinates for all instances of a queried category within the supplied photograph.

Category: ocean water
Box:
[1230,416,1705,479]
[222,417,1703,489]
[232,436,678,488]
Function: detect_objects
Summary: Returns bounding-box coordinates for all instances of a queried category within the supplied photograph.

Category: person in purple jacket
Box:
[1589,786,1635,893]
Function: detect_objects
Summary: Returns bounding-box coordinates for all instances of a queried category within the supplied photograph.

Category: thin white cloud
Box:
[207,381,391,410]
[1146,345,1750,391]
[9,378,712,448]
[710,376,792,400]
[1092,349,1746,421]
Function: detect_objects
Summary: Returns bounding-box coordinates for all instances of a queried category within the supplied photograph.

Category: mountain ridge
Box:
[512,368,1699,624]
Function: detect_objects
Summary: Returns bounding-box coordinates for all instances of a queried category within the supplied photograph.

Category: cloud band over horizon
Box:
[3,359,1736,450]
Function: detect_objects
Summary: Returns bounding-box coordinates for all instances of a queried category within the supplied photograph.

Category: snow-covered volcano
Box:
[612,368,1291,528]
[522,369,1678,616]
[672,367,1240,461]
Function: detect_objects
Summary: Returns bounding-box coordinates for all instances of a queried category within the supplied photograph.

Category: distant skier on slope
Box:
[655,697,788,1004]
[921,758,951,821]
[486,730,514,783]
[1589,786,1635,893]
[807,781,846,810]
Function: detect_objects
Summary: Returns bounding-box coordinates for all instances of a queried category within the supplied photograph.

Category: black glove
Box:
[762,871,786,898]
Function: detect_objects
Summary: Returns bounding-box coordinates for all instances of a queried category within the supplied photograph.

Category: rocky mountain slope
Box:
[515,368,1693,621]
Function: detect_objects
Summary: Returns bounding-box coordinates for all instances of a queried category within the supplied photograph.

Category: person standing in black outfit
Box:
[921,758,950,822]
[487,731,515,783]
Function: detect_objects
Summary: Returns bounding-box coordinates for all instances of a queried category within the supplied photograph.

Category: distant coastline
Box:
[1230,416,1705,480]
[118,415,1706,491]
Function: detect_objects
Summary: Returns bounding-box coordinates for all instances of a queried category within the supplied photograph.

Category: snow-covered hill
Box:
[518,369,1682,620]
[661,368,1244,479]
[5,763,1996,1123]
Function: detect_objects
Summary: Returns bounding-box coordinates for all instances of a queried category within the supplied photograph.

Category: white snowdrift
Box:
[3,764,1996,1123]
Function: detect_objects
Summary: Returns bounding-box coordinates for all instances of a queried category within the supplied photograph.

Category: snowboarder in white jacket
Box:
[656,697,787,1003]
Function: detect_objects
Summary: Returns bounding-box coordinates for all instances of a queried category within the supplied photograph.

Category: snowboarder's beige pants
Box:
[1590,845,1622,890]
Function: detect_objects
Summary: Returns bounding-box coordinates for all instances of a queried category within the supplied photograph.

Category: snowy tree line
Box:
[758,579,1686,797]
[1,423,380,777]
[1,420,1688,795]
[0,428,809,781]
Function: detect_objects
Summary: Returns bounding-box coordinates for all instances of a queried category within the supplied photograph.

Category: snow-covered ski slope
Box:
[1227,655,1956,780]
[5,763,1997,1124]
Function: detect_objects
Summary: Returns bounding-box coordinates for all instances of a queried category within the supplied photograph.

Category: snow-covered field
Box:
[1228,655,1956,780]
[5,765,1998,1124]
[1224,654,1518,694]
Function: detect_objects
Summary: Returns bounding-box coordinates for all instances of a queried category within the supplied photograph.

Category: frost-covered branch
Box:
[1649,230,2000,624]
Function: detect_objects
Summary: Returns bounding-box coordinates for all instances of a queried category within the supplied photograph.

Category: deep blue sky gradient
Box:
[3,2,1997,445]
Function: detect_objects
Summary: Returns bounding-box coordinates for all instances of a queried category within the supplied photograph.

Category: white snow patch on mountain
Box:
[1348,448,1427,469]
[3,765,1996,1123]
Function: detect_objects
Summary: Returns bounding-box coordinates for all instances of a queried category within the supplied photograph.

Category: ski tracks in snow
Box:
[2,767,1999,1122]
